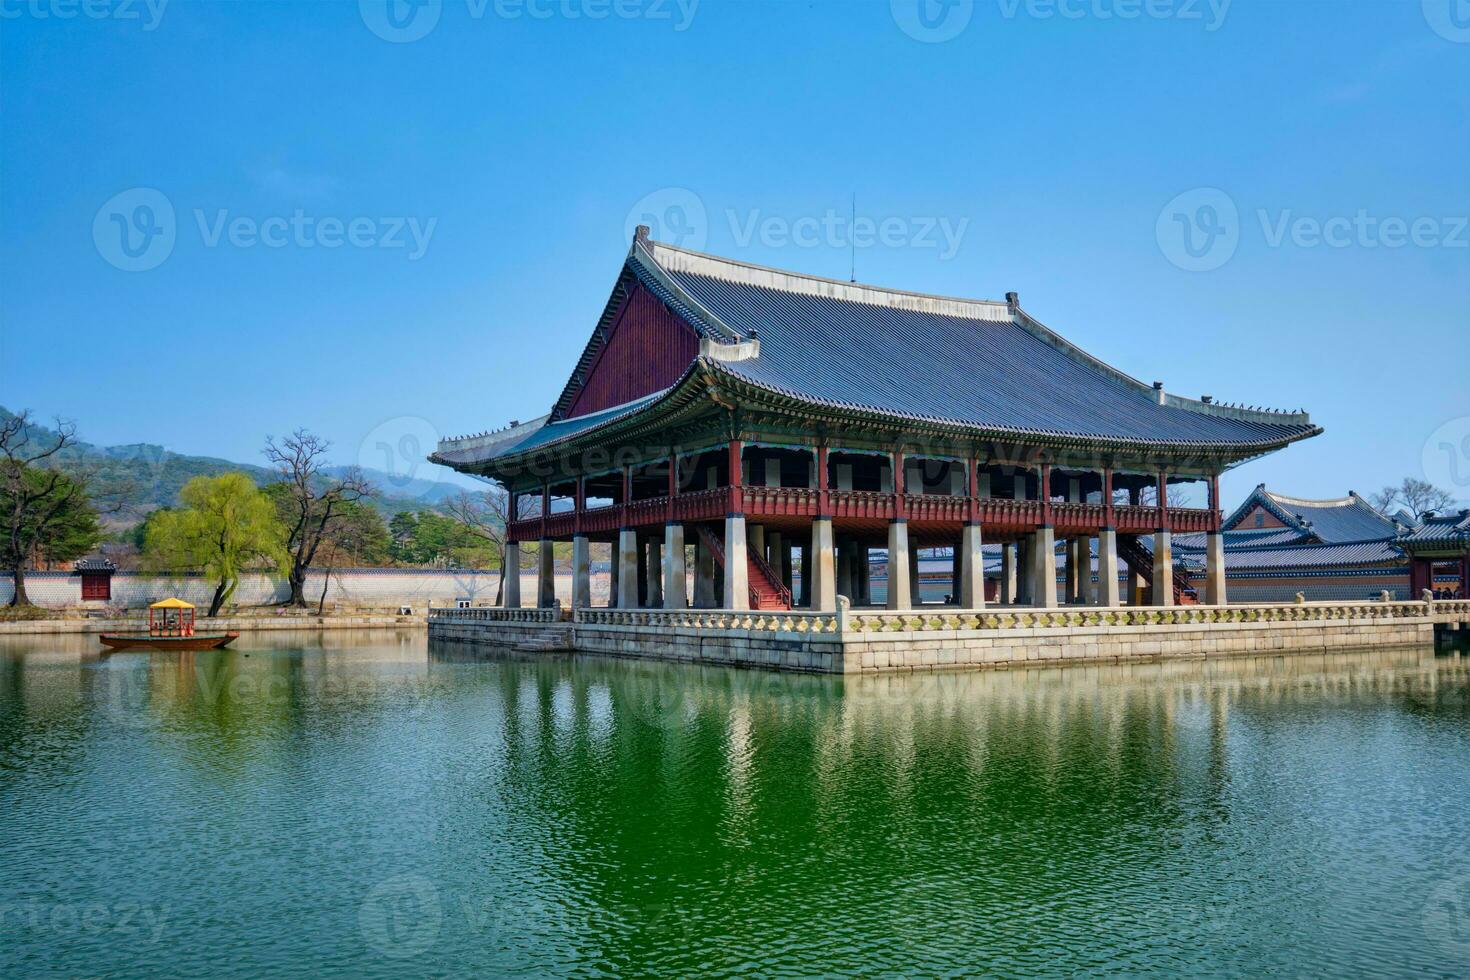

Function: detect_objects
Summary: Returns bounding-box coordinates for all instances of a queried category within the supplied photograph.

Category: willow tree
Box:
[144,473,289,616]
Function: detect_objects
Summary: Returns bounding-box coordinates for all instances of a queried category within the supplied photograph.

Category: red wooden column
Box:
[892,449,907,519]
[1157,471,1170,531]
[574,476,586,534]
[621,466,633,525]
[816,445,830,517]
[1460,554,1469,598]
[1039,462,1052,526]
[1102,468,1115,528]
[540,483,551,539]
[667,452,679,522]
[1208,474,1222,531]
[967,455,981,524]
[727,439,744,514]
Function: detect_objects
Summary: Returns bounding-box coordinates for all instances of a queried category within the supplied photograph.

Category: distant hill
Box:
[1,408,471,522]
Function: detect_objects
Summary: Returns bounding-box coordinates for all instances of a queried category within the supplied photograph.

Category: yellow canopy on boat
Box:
[149,597,195,609]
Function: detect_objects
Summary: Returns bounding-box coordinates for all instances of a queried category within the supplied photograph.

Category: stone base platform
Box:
[429,600,1470,674]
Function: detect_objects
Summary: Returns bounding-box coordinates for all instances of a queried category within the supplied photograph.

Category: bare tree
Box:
[263,429,374,607]
[1370,478,1457,523]
[443,487,529,604]
[2,412,83,606]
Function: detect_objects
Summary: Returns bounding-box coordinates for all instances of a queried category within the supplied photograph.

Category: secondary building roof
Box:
[1400,510,1470,553]
[1221,485,1404,544]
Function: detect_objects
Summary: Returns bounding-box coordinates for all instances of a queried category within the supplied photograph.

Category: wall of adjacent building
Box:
[0,568,505,611]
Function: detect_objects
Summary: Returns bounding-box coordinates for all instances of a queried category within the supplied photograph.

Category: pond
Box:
[2,630,1469,977]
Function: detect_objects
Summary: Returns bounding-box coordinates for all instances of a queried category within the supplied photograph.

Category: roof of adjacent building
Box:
[436,233,1322,468]
[72,557,117,573]
[1221,485,1404,544]
[1402,510,1470,546]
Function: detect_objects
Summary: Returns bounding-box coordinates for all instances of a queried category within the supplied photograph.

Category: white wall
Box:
[0,568,503,611]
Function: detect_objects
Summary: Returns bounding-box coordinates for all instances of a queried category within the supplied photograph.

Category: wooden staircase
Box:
[1116,534,1199,605]
[695,525,792,610]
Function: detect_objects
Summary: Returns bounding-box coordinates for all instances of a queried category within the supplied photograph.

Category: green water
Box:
[3,631,1470,977]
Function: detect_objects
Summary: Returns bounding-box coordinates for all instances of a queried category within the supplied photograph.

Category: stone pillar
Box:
[503,541,522,608]
[960,523,986,609]
[662,524,686,609]
[571,534,591,610]
[1033,527,1058,608]
[723,514,749,610]
[749,524,766,562]
[799,541,812,607]
[647,539,663,607]
[1000,542,1017,604]
[810,518,836,611]
[909,543,922,606]
[536,538,556,608]
[1153,529,1174,607]
[1096,529,1120,606]
[694,536,716,608]
[887,521,912,611]
[1205,530,1227,606]
[617,528,639,610]
[835,537,853,601]
[608,545,620,608]
[1017,538,1033,605]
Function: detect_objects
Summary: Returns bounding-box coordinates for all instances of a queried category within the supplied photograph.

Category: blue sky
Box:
[2,0,1467,508]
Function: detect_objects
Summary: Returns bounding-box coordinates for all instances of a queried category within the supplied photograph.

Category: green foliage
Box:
[144,473,289,611]
[0,464,101,568]
[388,510,499,568]
[319,498,392,566]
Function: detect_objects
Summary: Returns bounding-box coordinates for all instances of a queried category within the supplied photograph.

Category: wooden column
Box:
[540,483,550,540]
[1039,462,1052,527]
[667,452,679,522]
[1102,468,1115,529]
[1157,471,1170,530]
[574,477,586,535]
[892,448,907,519]
[1208,474,1222,531]
[728,439,744,514]
[816,444,830,516]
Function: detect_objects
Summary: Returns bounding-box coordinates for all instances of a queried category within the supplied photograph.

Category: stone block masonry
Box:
[428,600,1469,675]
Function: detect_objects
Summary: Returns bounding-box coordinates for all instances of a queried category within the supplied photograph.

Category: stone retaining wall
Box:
[428,600,1458,674]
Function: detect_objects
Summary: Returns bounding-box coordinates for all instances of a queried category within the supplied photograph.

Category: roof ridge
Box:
[1265,489,1361,509]
[644,238,1012,321]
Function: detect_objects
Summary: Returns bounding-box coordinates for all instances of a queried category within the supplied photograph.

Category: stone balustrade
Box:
[574,607,841,634]
[429,605,563,624]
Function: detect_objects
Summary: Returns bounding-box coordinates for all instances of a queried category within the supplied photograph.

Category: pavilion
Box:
[1399,510,1470,599]
[432,228,1321,613]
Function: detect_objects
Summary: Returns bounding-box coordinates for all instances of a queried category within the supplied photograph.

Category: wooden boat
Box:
[99,597,239,651]
[99,632,240,651]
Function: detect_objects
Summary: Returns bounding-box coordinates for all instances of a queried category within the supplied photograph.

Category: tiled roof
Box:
[1218,539,1404,571]
[650,243,1318,449]
[436,235,1322,467]
[1221,485,1402,543]
[1402,510,1470,545]
[73,557,116,572]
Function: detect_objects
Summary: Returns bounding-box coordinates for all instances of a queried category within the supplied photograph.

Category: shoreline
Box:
[0,612,426,635]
